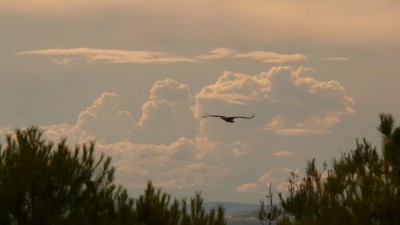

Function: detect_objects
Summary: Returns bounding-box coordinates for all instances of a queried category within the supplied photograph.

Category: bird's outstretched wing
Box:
[202,114,225,118]
[232,114,255,120]
[202,113,254,123]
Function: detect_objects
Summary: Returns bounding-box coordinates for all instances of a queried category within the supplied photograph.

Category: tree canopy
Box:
[0,126,134,225]
[135,181,226,225]
[260,113,400,225]
[0,126,226,225]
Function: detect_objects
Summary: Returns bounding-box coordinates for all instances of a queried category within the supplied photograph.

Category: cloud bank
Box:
[7,67,354,196]
[195,66,354,138]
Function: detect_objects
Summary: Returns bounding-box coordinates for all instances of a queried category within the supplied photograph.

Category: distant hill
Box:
[204,202,262,225]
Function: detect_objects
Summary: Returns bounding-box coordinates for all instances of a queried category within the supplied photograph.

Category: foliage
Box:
[261,114,400,225]
[0,126,135,225]
[135,181,226,225]
[0,126,226,225]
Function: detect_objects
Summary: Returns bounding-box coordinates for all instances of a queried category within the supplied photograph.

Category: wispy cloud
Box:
[322,57,350,61]
[235,51,307,64]
[265,116,333,136]
[196,48,237,60]
[198,48,307,64]
[272,150,293,157]
[50,58,75,65]
[16,48,197,64]
[16,47,308,65]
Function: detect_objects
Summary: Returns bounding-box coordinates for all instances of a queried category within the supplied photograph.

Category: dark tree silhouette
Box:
[136,181,226,225]
[0,127,226,225]
[262,113,400,225]
[0,126,135,225]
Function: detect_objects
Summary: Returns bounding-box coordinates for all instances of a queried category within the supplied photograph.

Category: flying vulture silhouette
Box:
[202,113,255,123]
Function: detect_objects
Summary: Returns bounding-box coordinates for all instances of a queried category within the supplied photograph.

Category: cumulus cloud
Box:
[137,79,198,144]
[193,72,260,142]
[44,124,94,145]
[259,167,302,193]
[0,123,94,148]
[95,136,229,190]
[195,70,271,106]
[76,92,135,143]
[16,48,197,64]
[195,66,354,139]
[0,66,356,197]
[235,167,302,193]
[36,118,228,191]
[26,82,228,190]
[266,68,354,134]
[236,182,258,193]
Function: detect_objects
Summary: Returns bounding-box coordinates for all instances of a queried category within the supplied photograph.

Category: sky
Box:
[1,0,400,204]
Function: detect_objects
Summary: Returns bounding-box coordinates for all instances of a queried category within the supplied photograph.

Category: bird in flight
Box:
[202,113,255,123]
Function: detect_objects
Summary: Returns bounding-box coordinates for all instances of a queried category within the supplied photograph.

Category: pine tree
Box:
[0,126,227,225]
[135,181,226,225]
[0,126,135,225]
[263,114,400,225]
